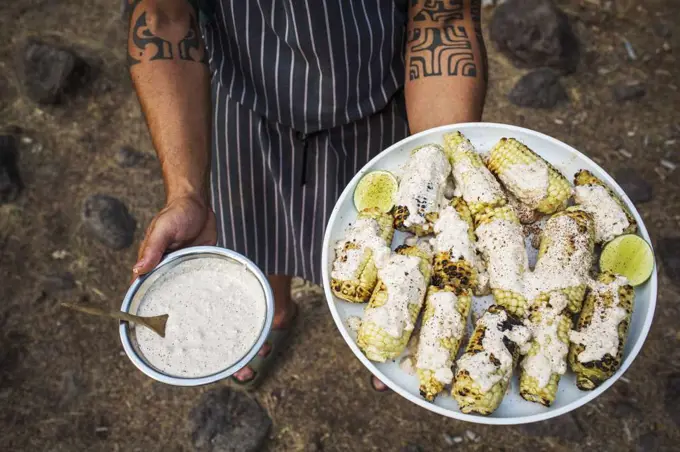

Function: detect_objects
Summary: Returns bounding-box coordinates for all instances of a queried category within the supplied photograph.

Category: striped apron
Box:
[202,1,409,284]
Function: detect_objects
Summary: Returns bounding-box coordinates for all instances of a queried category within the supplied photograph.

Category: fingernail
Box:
[133,260,144,274]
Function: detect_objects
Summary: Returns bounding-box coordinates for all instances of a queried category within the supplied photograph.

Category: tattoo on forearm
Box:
[408,25,476,80]
[470,0,488,83]
[411,0,463,22]
[408,0,482,81]
[127,1,208,67]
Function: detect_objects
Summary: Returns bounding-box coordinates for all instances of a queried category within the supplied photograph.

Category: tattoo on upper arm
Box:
[127,1,208,67]
[408,0,483,81]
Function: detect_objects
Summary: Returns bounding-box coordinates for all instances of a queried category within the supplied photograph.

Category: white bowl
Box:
[119,246,275,386]
[321,123,657,425]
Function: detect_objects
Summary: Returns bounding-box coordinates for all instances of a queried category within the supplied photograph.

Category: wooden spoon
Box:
[61,302,169,338]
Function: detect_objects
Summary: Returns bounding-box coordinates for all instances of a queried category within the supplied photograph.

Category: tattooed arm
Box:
[126,0,216,276]
[405,0,487,133]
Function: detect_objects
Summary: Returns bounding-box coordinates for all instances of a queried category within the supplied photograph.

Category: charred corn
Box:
[393,144,450,236]
[443,132,507,217]
[573,169,637,244]
[415,285,471,402]
[488,138,572,215]
[330,208,394,303]
[569,272,635,390]
[357,245,432,362]
[519,292,572,406]
[452,305,531,415]
[474,205,529,317]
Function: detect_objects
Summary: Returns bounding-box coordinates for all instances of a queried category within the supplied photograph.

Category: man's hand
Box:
[133,194,216,278]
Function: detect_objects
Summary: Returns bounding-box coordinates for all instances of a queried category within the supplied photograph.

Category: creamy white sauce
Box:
[456,309,531,392]
[524,214,592,302]
[395,145,450,227]
[416,291,464,384]
[400,355,416,376]
[331,218,391,280]
[363,254,426,338]
[451,157,505,206]
[347,316,362,333]
[522,293,569,388]
[569,276,629,363]
[574,185,629,243]
[475,219,528,294]
[431,205,475,263]
[501,161,550,208]
[135,257,266,378]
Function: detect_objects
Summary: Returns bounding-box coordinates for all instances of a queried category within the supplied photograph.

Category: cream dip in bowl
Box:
[119,246,274,386]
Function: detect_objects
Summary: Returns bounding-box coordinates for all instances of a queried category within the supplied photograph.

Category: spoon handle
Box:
[60,302,144,325]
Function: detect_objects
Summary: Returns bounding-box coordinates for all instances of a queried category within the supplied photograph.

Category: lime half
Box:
[600,234,654,286]
[353,170,398,213]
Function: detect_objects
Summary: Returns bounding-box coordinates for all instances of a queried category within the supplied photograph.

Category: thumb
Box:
[133,217,175,277]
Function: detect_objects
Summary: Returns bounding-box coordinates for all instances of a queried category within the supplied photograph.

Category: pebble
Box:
[507,69,568,109]
[660,159,676,171]
[0,135,22,204]
[465,430,479,442]
[189,388,272,452]
[115,146,145,168]
[41,272,76,292]
[21,40,87,104]
[51,250,69,260]
[659,239,680,287]
[81,194,136,250]
[490,0,579,74]
[612,82,646,102]
[614,168,653,204]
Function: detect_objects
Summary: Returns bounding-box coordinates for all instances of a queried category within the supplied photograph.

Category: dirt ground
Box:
[1,0,679,451]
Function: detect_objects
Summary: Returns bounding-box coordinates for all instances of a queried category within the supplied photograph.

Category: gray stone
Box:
[636,431,661,452]
[490,0,579,74]
[615,168,653,204]
[189,388,272,452]
[517,414,584,442]
[0,135,22,203]
[115,146,144,167]
[613,82,646,102]
[508,68,567,108]
[659,239,680,287]
[42,272,76,292]
[82,195,136,250]
[664,373,680,425]
[21,41,86,104]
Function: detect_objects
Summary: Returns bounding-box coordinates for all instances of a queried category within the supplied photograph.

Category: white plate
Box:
[321,123,657,425]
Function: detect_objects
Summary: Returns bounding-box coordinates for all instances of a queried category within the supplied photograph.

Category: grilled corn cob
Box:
[452,305,531,415]
[519,292,572,406]
[569,272,635,390]
[357,245,432,362]
[443,132,507,217]
[415,285,471,401]
[526,207,595,313]
[431,197,480,291]
[330,208,395,303]
[488,138,572,215]
[573,169,637,244]
[474,205,529,317]
[393,144,450,236]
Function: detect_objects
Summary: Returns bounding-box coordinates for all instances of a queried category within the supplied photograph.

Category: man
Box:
[127,0,486,390]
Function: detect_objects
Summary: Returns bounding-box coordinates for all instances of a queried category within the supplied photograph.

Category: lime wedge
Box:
[353,170,398,213]
[600,234,654,286]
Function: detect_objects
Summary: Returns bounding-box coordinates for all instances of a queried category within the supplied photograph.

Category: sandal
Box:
[229,303,298,391]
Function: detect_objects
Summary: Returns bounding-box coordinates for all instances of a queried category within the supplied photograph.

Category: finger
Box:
[133,217,176,276]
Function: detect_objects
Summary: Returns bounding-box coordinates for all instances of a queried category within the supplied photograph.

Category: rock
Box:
[82,195,136,250]
[42,272,76,292]
[614,168,653,204]
[508,68,567,108]
[21,41,87,104]
[189,388,272,452]
[659,239,680,287]
[517,414,583,442]
[636,431,661,452]
[490,0,579,74]
[653,21,672,39]
[612,82,646,102]
[115,146,144,167]
[664,373,680,425]
[0,135,22,203]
